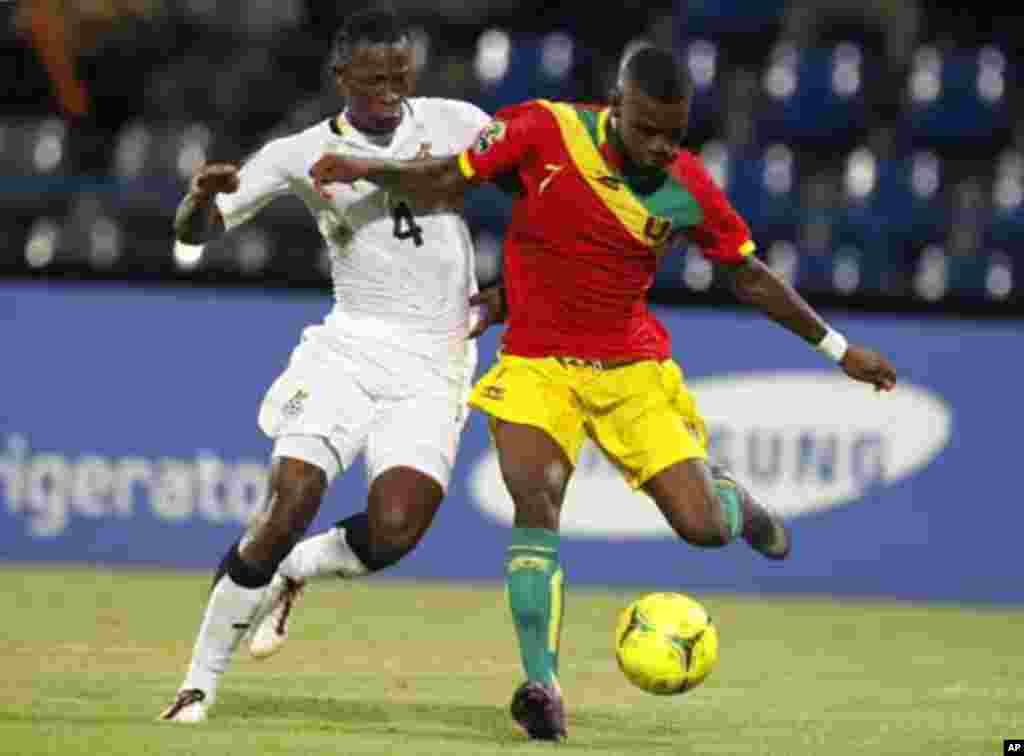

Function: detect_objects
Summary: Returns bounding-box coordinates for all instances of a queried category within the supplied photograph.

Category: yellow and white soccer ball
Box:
[615,592,719,695]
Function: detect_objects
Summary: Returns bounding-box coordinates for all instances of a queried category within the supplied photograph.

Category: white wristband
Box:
[815,327,848,363]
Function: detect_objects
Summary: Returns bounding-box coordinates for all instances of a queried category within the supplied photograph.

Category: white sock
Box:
[277,526,369,582]
[181,574,267,704]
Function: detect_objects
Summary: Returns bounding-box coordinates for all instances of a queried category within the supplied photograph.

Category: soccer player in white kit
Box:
[159,10,505,722]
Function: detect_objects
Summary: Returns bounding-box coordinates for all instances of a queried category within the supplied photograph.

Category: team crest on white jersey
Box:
[473,121,507,154]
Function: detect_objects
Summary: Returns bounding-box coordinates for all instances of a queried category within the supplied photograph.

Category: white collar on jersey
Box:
[330,100,423,153]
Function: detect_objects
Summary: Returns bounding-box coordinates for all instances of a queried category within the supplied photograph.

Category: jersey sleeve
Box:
[456,101,548,183]
[214,138,293,231]
[440,99,494,149]
[673,152,756,264]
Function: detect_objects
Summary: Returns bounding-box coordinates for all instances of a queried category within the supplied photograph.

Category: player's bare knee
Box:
[372,500,423,553]
[367,470,442,558]
[659,491,731,547]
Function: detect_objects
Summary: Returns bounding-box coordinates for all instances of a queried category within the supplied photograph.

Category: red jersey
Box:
[458,100,755,360]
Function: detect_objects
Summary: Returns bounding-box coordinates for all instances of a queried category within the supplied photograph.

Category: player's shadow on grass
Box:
[220,691,518,745]
[220,692,692,750]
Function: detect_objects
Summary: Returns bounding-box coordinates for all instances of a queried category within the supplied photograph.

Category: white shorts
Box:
[257,324,476,490]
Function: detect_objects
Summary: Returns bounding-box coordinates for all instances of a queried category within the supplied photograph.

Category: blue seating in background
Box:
[985,151,1024,257]
[946,250,1013,299]
[831,148,891,255]
[754,43,870,150]
[676,0,785,38]
[898,46,1013,155]
[111,121,211,219]
[986,204,1024,257]
[786,150,948,297]
[913,245,1015,302]
[830,245,905,295]
[682,40,724,141]
[474,31,576,115]
[2,14,1021,306]
[793,244,834,293]
[0,118,74,214]
[874,152,948,254]
[710,142,801,244]
[831,149,948,269]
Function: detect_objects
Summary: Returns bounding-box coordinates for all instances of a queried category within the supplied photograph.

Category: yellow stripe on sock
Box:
[548,567,564,654]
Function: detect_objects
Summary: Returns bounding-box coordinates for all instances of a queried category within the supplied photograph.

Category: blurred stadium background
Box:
[3,0,1023,312]
[5,3,1024,754]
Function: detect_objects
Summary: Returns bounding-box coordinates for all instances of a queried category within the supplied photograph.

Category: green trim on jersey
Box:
[573,106,703,232]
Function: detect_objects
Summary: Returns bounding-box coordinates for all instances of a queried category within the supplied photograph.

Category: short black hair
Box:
[330,8,409,69]
[619,46,693,103]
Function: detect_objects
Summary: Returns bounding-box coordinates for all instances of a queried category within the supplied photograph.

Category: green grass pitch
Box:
[3,565,1021,755]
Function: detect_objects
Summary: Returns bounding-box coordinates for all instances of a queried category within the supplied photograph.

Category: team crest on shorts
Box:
[473,120,507,154]
[282,388,309,418]
[481,385,505,400]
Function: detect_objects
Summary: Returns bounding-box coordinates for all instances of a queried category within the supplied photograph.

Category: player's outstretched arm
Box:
[173,163,238,244]
[725,256,897,391]
[309,154,471,203]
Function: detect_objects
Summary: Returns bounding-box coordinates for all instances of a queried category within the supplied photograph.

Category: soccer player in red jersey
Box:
[308,45,897,741]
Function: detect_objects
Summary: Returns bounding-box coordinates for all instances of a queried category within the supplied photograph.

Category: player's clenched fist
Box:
[840,344,897,392]
[309,154,371,198]
[190,163,240,198]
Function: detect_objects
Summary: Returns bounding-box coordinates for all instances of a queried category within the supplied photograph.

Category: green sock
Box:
[505,528,563,686]
[713,479,744,540]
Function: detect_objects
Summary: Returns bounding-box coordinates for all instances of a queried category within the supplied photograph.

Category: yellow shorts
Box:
[468,355,708,489]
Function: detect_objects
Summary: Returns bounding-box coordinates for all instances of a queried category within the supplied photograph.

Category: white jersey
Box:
[216,97,491,361]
